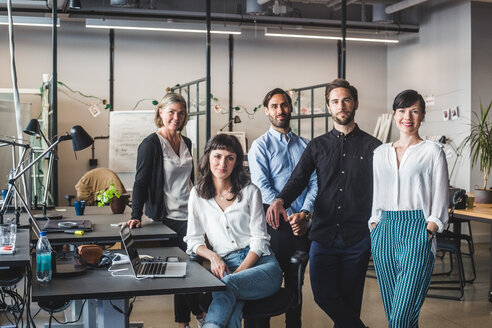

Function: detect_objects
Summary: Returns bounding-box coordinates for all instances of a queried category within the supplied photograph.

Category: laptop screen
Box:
[120,225,141,271]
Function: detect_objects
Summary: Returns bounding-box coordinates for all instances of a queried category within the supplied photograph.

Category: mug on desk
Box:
[74,201,86,216]
[466,196,475,209]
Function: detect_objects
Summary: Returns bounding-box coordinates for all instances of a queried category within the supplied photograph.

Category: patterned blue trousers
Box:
[371,210,434,328]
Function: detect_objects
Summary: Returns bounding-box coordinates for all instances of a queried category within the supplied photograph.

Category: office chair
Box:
[428,189,476,300]
[192,250,309,327]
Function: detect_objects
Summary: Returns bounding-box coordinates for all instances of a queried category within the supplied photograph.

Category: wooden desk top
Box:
[453,203,492,223]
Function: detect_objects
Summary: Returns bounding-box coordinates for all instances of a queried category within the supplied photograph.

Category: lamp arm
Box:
[38,129,52,146]
[219,119,233,131]
[9,135,68,183]
[9,184,40,238]
[0,138,30,148]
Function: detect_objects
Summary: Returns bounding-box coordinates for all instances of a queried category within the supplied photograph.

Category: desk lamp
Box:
[219,115,241,132]
[0,125,93,238]
[23,119,58,220]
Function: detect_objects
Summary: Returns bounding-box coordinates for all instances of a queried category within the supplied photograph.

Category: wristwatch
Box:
[301,209,312,220]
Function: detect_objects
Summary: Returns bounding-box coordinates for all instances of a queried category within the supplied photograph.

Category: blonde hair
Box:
[154,92,188,131]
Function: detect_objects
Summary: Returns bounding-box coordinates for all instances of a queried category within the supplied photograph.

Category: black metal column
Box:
[340,0,347,79]
[52,0,58,205]
[228,34,234,132]
[110,29,115,112]
[205,0,211,141]
[337,40,342,78]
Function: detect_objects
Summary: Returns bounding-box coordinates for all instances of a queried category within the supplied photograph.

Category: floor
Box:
[2,243,492,327]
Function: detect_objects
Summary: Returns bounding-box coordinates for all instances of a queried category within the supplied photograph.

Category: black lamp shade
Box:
[24,119,40,136]
[233,115,242,124]
[70,126,93,151]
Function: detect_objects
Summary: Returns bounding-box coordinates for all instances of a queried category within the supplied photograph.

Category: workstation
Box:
[1,0,492,327]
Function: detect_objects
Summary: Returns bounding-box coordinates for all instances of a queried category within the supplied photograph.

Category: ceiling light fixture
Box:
[0,16,60,27]
[86,19,241,35]
[264,28,398,44]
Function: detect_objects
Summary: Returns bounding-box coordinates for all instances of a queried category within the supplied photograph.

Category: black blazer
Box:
[130,133,193,221]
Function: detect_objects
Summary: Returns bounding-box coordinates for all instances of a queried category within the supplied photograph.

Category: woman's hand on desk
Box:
[127,219,141,229]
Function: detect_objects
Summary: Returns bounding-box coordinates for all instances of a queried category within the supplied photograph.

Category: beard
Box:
[269,113,291,129]
[331,109,355,125]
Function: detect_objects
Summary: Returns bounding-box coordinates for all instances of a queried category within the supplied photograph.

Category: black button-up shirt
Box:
[277,125,382,247]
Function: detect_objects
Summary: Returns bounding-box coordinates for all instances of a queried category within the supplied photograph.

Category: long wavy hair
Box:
[196,134,250,201]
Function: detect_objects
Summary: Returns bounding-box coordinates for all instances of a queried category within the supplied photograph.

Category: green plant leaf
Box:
[459,100,492,189]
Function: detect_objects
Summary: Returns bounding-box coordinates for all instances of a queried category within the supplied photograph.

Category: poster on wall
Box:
[450,106,459,120]
[442,108,450,121]
[109,111,156,189]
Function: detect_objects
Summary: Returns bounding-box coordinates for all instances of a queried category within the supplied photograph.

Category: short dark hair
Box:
[263,88,292,109]
[325,78,358,103]
[392,89,426,114]
[196,134,250,201]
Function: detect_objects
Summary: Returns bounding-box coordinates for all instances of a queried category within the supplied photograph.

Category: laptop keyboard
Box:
[138,262,166,275]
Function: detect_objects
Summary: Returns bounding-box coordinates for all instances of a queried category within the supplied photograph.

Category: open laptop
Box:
[119,224,186,278]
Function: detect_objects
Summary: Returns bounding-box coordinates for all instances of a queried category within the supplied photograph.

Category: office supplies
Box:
[119,225,186,278]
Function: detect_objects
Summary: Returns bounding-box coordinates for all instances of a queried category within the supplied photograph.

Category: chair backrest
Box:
[75,168,126,206]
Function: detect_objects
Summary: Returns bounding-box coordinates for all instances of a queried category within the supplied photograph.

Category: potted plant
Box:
[461,100,492,203]
[96,183,130,214]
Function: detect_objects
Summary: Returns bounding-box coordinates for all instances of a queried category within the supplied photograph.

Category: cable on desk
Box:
[0,288,22,325]
[0,265,28,327]
[48,299,87,325]
[109,297,137,317]
[25,265,38,328]
[108,265,149,280]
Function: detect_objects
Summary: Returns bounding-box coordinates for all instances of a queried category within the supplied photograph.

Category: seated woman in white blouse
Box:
[369,89,449,328]
[184,134,282,328]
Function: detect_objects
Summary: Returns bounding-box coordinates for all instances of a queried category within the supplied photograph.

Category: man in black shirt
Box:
[267,79,381,328]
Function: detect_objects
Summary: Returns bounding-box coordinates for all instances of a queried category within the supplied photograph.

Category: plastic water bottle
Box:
[36,231,52,283]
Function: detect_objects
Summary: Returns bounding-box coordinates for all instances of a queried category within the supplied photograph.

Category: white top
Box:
[184,183,271,257]
[369,141,449,233]
[157,133,193,221]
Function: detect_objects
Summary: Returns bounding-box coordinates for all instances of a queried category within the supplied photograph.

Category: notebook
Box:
[119,225,186,278]
[43,219,93,232]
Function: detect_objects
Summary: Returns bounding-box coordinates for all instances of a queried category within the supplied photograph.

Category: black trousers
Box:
[162,218,202,323]
[309,234,371,328]
[247,205,310,328]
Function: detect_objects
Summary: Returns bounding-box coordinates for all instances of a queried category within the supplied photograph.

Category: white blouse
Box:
[157,133,193,221]
[184,183,271,258]
[369,141,449,233]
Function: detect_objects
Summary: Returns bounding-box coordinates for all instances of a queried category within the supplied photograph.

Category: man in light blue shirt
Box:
[248,88,317,328]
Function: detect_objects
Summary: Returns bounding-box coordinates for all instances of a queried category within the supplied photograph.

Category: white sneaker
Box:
[196,315,206,328]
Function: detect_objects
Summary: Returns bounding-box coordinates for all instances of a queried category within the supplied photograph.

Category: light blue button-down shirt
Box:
[248,126,318,216]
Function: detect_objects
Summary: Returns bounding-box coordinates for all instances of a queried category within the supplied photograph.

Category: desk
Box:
[32,247,225,328]
[0,229,30,267]
[0,230,31,326]
[9,206,177,245]
[453,203,492,302]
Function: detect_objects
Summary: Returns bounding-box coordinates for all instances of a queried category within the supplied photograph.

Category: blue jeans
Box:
[309,235,371,328]
[204,247,282,328]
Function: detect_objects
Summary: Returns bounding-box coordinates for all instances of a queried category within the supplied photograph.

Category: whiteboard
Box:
[109,111,156,189]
